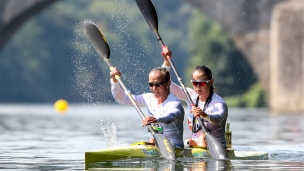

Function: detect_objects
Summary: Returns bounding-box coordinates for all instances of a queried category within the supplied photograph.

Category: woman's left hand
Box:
[190,106,207,118]
[161,46,172,59]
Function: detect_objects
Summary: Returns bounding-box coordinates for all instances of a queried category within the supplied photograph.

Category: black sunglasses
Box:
[148,81,167,87]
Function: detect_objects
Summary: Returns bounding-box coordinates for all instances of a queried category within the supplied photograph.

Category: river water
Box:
[0,103,304,170]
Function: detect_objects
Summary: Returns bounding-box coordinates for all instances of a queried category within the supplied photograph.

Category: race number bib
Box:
[151,123,163,134]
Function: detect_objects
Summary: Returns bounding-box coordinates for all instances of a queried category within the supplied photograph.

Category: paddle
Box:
[83,21,176,160]
[135,0,228,159]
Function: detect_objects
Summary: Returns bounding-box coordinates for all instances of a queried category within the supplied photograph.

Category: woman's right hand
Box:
[142,116,157,127]
[110,67,121,82]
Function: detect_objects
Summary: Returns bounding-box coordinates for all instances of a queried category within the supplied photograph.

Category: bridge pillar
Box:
[270,0,304,113]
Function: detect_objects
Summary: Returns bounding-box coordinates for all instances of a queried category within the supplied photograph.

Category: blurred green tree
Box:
[187,10,257,98]
[0,0,261,106]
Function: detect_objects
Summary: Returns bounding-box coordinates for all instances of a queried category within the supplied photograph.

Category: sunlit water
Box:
[0,104,304,170]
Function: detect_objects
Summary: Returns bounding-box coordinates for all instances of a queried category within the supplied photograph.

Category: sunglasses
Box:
[191,80,210,87]
[148,81,167,87]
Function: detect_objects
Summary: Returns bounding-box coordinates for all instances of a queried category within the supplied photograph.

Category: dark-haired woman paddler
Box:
[161,46,228,148]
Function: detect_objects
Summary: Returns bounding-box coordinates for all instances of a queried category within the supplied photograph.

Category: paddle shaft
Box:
[103,59,157,133]
[135,0,227,159]
[154,30,228,159]
[135,0,208,132]
[154,32,208,133]
[105,58,176,160]
[83,21,175,160]
[156,33,228,160]
[103,61,175,160]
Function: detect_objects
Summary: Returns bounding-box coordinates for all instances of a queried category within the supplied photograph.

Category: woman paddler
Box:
[110,66,185,148]
[161,46,228,148]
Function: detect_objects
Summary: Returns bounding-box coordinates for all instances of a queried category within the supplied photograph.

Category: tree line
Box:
[0,0,265,107]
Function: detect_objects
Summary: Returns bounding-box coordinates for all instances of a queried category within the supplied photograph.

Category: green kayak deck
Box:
[85,142,268,170]
[85,124,268,169]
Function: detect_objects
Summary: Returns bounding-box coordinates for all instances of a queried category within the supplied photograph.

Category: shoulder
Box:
[166,94,183,107]
[167,93,182,102]
[211,93,228,111]
[166,95,185,114]
[212,93,226,104]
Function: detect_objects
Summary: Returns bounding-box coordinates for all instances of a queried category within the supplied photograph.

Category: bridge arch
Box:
[0,0,58,49]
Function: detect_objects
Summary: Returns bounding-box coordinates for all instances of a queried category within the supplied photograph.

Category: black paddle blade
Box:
[135,0,158,31]
[83,21,110,59]
[153,133,176,160]
[205,132,228,159]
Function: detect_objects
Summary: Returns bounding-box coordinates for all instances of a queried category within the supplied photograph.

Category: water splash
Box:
[96,118,127,148]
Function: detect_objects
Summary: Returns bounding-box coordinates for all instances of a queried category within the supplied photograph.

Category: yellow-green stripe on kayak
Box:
[85,145,160,164]
[84,142,268,170]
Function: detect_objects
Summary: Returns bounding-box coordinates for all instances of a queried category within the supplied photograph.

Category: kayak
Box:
[84,123,268,169]
[84,142,268,169]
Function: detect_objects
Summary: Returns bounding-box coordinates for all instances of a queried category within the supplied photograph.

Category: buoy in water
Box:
[54,99,69,113]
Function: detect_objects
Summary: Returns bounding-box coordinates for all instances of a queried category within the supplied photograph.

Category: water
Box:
[0,104,304,170]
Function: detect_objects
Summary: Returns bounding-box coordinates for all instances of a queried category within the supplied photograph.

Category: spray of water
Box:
[96,118,127,148]
[69,1,156,146]
[106,0,153,94]
[70,1,153,103]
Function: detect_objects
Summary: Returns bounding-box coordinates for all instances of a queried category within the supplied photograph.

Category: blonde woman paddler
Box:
[110,67,185,148]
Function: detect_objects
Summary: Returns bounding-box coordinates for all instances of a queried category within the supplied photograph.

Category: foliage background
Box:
[0,0,264,107]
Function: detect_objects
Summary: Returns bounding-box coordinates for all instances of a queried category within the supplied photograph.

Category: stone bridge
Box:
[1,0,303,113]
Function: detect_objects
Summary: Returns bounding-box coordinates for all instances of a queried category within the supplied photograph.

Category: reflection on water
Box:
[89,159,230,171]
[87,159,304,171]
[0,104,304,170]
